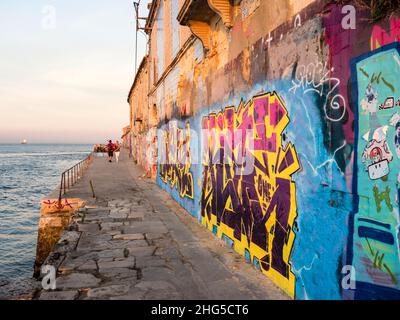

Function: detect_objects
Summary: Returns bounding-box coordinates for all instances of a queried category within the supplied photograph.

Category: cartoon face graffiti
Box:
[370,147,382,163]
[368,160,390,180]
[362,139,393,180]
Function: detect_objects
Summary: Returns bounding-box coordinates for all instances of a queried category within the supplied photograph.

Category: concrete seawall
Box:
[33,155,92,278]
[33,198,85,278]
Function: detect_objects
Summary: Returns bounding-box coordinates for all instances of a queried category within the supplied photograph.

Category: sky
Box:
[0,0,150,144]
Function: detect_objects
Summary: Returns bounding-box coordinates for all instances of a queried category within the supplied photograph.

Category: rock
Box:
[105,240,148,249]
[128,211,144,221]
[109,211,128,219]
[58,262,75,273]
[56,273,101,289]
[107,200,120,207]
[100,269,138,281]
[86,208,110,215]
[39,290,79,300]
[113,233,144,240]
[96,249,125,259]
[119,208,131,214]
[135,280,175,291]
[98,258,135,271]
[125,246,156,257]
[69,251,98,261]
[50,252,61,260]
[100,222,123,231]
[123,248,130,258]
[87,285,130,299]
[84,216,107,223]
[59,231,80,243]
[77,223,99,233]
[52,231,81,255]
[76,260,98,271]
[118,200,132,206]
[68,222,79,231]
[106,230,122,236]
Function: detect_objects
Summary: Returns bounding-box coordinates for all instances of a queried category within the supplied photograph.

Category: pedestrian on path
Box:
[114,140,121,163]
[106,140,115,163]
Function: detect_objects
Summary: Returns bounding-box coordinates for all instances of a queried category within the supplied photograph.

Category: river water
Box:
[0,144,92,282]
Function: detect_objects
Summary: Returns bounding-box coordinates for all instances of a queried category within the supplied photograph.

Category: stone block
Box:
[113,233,144,241]
[39,290,79,300]
[77,223,99,233]
[98,258,135,270]
[87,285,130,299]
[56,273,101,289]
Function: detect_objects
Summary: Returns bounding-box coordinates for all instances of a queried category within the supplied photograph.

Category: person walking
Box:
[106,140,115,163]
[114,140,121,163]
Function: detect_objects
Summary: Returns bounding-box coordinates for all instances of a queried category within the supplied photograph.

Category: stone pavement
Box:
[37,150,289,300]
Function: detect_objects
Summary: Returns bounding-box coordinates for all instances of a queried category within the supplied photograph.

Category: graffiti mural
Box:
[137,0,400,300]
[290,60,347,123]
[201,92,300,297]
[135,129,158,179]
[350,43,400,299]
[159,121,194,200]
[371,17,400,50]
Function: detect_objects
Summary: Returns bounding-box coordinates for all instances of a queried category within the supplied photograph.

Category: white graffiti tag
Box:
[290,61,346,122]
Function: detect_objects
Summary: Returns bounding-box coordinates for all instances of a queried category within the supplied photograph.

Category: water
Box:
[0,144,92,281]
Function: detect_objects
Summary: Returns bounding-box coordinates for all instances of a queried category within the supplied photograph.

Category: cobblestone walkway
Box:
[38,150,289,300]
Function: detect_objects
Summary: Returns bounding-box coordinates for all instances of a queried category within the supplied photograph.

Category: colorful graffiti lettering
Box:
[201,92,300,297]
[371,17,400,50]
[350,43,400,299]
[159,122,194,199]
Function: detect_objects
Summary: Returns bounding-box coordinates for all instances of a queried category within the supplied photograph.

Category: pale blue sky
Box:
[0,0,150,143]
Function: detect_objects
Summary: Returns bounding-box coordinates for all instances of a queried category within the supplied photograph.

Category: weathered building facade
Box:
[121,125,131,149]
[128,0,400,299]
[128,56,158,178]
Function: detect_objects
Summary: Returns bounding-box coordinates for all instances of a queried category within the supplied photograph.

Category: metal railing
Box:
[58,153,93,204]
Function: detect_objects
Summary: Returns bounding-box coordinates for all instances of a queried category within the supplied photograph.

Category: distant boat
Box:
[21,139,27,144]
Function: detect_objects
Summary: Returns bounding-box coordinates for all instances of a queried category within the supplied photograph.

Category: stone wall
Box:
[132,0,400,299]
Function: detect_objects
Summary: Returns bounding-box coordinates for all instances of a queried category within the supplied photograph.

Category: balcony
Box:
[178,0,233,51]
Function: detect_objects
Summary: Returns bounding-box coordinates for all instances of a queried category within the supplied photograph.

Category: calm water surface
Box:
[0,144,91,281]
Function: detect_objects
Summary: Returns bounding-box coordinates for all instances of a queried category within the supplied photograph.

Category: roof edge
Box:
[127,56,148,103]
